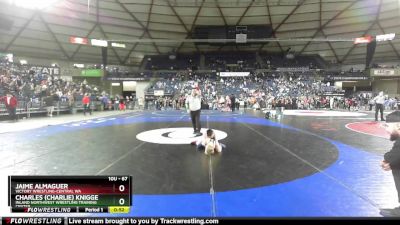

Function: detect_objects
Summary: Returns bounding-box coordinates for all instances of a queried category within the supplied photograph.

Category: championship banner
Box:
[145,95,156,100]
[29,66,60,76]
[276,67,310,72]
[323,92,345,96]
[329,76,370,81]
[69,37,88,45]
[219,72,250,77]
[154,90,165,96]
[354,36,372,44]
[376,33,395,42]
[106,77,149,81]
[0,52,13,62]
[371,69,396,76]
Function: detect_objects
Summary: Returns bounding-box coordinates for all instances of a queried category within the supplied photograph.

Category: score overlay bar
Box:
[8,176,132,213]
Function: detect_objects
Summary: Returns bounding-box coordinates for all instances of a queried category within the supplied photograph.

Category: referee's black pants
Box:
[83,104,92,115]
[190,110,201,132]
[375,103,384,121]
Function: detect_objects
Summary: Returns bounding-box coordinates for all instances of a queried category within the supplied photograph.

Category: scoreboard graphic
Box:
[8,176,132,213]
[2,176,221,225]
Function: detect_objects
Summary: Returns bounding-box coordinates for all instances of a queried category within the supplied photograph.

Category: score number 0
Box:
[108,177,129,205]
[118,184,126,205]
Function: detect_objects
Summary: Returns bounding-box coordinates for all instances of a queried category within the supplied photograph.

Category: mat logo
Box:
[346,121,389,139]
[63,118,116,127]
[283,110,367,117]
[310,122,337,131]
[136,127,228,144]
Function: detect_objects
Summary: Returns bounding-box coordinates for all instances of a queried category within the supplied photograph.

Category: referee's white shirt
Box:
[186,96,201,111]
[374,95,385,104]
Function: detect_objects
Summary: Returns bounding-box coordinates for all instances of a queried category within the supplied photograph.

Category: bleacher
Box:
[0,98,104,119]
[0,55,111,120]
[205,52,256,71]
[259,53,324,69]
[141,52,325,72]
[106,70,152,78]
[145,54,200,70]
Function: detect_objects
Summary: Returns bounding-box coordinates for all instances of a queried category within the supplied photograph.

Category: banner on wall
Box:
[276,67,310,72]
[60,76,73,81]
[145,95,156,100]
[154,90,165,96]
[123,81,136,91]
[30,66,61,76]
[69,36,88,45]
[371,69,396,76]
[328,76,370,81]
[354,35,372,44]
[376,33,395,42]
[106,77,149,81]
[219,72,250,77]
[0,52,13,62]
[81,69,104,77]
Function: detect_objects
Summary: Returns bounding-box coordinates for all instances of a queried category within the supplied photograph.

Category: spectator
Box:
[380,111,400,217]
[230,94,236,112]
[369,98,375,111]
[0,92,18,121]
[119,99,126,111]
[82,93,92,116]
[43,92,55,117]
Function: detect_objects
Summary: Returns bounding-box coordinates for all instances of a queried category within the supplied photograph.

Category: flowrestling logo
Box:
[136,128,228,144]
[62,118,116,127]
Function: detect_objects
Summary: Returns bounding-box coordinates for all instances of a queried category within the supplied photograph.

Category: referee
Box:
[374,91,386,121]
[186,88,202,135]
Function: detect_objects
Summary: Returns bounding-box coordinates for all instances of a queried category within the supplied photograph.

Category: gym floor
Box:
[0,109,397,217]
